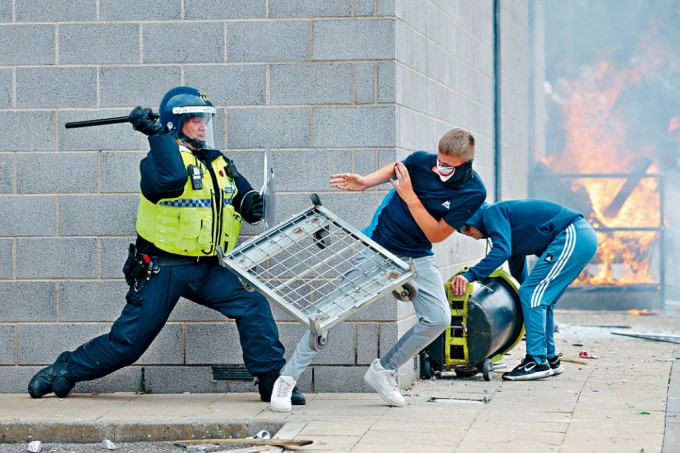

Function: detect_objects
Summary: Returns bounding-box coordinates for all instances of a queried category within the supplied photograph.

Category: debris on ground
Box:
[561,358,588,365]
[27,440,41,452]
[612,331,680,344]
[102,439,117,450]
[174,438,313,448]
[214,447,268,453]
[579,351,598,359]
[427,397,489,404]
[248,431,270,440]
[185,445,216,452]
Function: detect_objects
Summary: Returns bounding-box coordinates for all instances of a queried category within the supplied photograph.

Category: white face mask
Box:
[437,158,456,182]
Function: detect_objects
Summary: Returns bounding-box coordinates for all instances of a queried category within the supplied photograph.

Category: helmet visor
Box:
[173,106,216,149]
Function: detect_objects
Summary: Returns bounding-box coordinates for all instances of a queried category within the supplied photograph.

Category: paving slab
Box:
[298,420,372,437]
[1,310,679,452]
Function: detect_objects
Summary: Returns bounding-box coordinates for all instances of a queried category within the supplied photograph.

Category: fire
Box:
[543,58,665,286]
[627,308,659,316]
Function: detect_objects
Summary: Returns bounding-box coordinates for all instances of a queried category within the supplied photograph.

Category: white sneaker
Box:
[363,359,406,407]
[270,376,295,412]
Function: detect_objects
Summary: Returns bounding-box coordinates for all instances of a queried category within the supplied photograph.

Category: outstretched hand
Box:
[330,173,367,192]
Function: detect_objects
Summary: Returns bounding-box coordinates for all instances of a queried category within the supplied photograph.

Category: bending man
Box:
[452,199,598,380]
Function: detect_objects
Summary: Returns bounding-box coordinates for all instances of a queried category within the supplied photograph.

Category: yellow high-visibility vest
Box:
[136,146,242,256]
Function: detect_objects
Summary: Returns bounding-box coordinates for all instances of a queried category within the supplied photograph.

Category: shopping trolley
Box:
[216,194,418,351]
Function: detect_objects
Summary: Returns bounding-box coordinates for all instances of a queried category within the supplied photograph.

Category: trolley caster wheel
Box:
[482,359,494,381]
[392,281,418,302]
[238,277,254,292]
[308,331,328,351]
[310,193,322,206]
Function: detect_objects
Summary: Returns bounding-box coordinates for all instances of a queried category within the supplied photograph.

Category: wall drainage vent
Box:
[211,365,254,381]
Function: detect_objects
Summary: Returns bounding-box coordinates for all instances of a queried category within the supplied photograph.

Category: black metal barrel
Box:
[421,269,524,380]
[465,274,523,364]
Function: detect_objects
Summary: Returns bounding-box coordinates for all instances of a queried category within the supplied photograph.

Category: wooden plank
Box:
[173,438,313,447]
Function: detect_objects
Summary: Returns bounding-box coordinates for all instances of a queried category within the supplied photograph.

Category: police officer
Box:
[28,87,305,405]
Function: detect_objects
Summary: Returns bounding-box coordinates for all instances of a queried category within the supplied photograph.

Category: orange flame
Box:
[627,308,659,316]
[544,59,664,286]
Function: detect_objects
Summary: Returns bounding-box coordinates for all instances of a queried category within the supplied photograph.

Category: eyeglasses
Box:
[460,224,470,233]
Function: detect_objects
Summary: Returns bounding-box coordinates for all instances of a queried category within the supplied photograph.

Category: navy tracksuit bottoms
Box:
[519,217,598,362]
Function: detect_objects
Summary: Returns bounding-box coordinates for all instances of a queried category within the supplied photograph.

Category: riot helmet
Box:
[159,87,217,150]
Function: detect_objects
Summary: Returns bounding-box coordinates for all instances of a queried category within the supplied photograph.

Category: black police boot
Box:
[257,372,277,402]
[291,385,306,406]
[28,351,75,398]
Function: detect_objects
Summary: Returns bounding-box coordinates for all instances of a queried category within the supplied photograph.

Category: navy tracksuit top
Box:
[461,199,583,283]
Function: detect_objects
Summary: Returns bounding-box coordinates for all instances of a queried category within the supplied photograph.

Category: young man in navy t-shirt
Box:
[452,200,598,380]
[269,128,487,411]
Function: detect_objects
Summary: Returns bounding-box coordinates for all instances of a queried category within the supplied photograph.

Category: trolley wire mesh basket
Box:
[217,194,417,350]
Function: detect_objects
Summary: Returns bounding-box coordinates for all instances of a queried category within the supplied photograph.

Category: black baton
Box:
[65,116,131,129]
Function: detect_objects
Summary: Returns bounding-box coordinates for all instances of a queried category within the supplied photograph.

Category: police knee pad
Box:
[53,376,75,398]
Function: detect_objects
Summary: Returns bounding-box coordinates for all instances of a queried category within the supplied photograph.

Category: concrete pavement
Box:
[1,309,679,452]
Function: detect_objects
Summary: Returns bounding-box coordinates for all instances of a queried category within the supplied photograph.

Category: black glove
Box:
[129,106,163,136]
[241,191,264,224]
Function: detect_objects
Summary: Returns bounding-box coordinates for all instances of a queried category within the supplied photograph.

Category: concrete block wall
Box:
[0,0,533,394]
[498,0,531,200]
[393,0,498,287]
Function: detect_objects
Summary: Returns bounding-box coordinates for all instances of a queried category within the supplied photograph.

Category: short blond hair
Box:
[438,127,475,160]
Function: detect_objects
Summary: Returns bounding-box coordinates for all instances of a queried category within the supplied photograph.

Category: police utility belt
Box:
[123,244,216,292]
